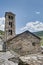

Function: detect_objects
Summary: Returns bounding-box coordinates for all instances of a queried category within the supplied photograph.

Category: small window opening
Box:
[11,16,13,19]
[9,22,10,25]
[8,16,10,19]
[9,30,12,35]
[11,30,12,35]
[9,22,12,27]
[32,42,35,46]
[8,16,13,20]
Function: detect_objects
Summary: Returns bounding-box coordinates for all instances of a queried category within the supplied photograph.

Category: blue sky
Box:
[0,0,43,34]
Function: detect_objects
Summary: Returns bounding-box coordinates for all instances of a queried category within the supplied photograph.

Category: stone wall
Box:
[7,32,41,55]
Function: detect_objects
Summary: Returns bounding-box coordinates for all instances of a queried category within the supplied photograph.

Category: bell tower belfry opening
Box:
[5,12,16,40]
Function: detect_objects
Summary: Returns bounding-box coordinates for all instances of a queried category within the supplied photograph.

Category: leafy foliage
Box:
[0,30,4,35]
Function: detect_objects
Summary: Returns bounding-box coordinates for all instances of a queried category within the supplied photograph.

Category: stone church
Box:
[3,12,41,55]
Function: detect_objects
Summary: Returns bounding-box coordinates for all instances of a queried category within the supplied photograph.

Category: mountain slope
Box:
[34,31,43,46]
[0,30,4,35]
[34,31,43,36]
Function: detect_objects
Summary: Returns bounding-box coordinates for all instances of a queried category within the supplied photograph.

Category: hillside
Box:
[34,31,43,36]
[34,31,43,46]
[0,30,4,35]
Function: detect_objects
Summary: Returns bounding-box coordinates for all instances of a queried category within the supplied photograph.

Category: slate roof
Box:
[5,12,16,17]
[6,30,41,42]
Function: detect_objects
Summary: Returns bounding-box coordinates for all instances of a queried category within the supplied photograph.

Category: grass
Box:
[0,30,4,35]
[40,36,43,46]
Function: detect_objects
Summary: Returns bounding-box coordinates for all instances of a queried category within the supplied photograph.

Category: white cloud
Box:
[36,11,40,14]
[0,17,5,31]
[21,21,43,32]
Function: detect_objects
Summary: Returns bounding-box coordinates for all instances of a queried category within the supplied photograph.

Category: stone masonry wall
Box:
[7,32,41,56]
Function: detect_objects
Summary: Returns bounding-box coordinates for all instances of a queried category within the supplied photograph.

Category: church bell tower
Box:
[5,12,16,40]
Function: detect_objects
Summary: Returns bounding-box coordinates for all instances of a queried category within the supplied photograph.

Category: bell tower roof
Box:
[5,12,16,17]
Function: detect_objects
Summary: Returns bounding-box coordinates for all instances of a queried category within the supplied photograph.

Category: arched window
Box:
[8,30,12,35]
[8,15,13,20]
[9,22,12,27]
